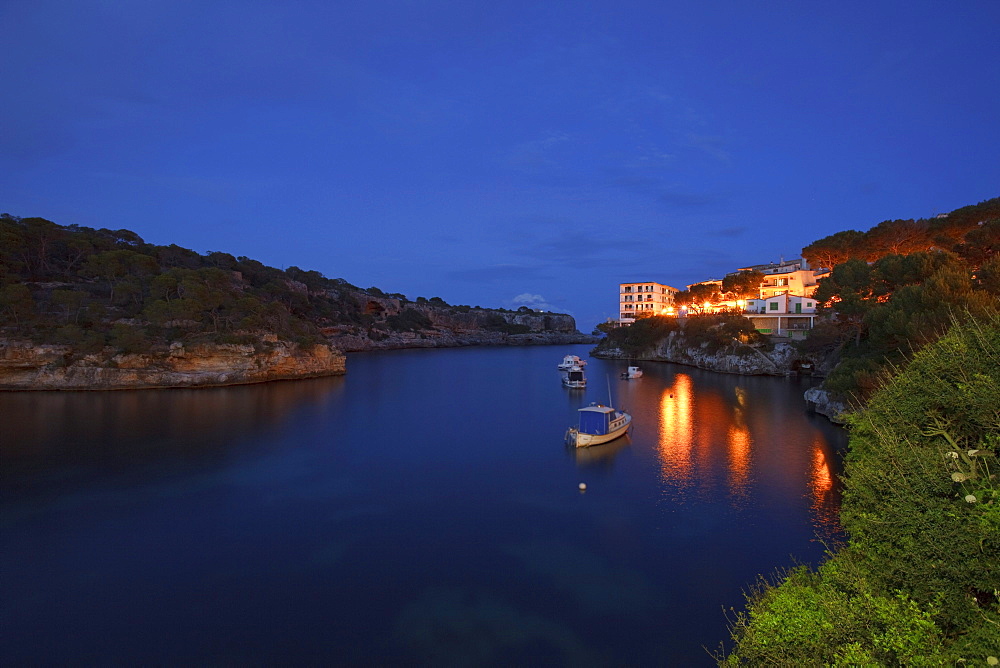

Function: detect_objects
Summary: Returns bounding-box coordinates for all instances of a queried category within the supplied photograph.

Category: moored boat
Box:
[557,354,587,370]
[621,365,643,379]
[565,402,632,447]
[561,365,587,388]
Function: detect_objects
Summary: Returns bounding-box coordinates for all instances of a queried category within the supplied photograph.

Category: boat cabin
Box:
[578,405,617,435]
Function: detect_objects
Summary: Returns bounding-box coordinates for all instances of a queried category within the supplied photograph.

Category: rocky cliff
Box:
[593,330,809,376]
[0,338,346,391]
[321,305,595,352]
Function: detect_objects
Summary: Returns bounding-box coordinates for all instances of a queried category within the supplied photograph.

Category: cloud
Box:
[505,132,572,172]
[508,293,555,311]
[684,133,732,163]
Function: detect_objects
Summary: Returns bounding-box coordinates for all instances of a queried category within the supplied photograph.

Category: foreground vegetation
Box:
[722,313,1000,664]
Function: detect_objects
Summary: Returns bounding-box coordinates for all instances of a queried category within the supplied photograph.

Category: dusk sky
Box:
[4,1,999,329]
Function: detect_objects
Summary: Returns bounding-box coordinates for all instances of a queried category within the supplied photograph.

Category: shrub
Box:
[723,311,1000,664]
[385,308,433,332]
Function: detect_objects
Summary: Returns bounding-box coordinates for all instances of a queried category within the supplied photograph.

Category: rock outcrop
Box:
[0,339,346,391]
[322,308,595,352]
[593,331,807,376]
[804,386,850,424]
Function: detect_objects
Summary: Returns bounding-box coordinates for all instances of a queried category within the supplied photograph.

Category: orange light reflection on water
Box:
[809,435,841,534]
[657,374,694,486]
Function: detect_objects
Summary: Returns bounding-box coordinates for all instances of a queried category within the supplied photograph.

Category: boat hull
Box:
[565,413,631,448]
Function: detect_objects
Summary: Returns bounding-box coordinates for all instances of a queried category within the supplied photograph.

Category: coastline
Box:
[0,331,597,391]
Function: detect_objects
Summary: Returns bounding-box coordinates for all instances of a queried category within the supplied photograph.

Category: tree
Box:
[0,283,36,326]
[722,270,763,300]
[802,229,866,269]
[863,218,931,258]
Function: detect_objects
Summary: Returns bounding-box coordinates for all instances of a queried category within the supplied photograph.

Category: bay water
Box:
[0,344,845,665]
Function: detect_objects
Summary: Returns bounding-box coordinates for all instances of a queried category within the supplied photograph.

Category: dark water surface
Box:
[1,344,845,665]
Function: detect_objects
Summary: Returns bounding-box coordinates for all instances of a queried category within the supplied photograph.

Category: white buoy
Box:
[578,482,587,491]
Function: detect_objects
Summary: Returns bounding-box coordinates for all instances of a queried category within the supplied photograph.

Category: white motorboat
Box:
[557,354,587,371]
[621,365,643,379]
[565,403,631,448]
[561,365,587,388]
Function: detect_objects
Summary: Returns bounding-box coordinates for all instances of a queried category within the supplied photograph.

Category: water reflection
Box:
[635,365,845,533]
[0,376,347,497]
[657,373,694,486]
[571,435,631,470]
[808,434,841,536]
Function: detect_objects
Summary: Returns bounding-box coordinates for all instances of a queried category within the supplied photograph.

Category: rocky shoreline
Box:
[0,328,596,391]
[593,334,810,377]
[593,332,849,424]
[329,329,597,352]
[0,338,347,391]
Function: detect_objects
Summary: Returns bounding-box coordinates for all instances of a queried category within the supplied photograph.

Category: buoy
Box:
[578,483,587,491]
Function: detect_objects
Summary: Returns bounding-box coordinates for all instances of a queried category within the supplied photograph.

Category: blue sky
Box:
[4,1,999,330]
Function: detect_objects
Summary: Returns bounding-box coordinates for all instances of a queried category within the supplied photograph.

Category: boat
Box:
[620,365,643,379]
[565,402,632,448]
[561,365,587,388]
[557,354,587,371]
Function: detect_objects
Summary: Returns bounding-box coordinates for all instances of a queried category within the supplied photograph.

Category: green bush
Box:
[385,308,433,332]
[724,311,1000,665]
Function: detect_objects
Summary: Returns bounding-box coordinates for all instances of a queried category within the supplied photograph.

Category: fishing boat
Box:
[565,402,632,448]
[561,365,587,388]
[620,365,643,379]
[557,354,587,370]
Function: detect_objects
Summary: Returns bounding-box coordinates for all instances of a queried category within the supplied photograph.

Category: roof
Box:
[579,404,614,414]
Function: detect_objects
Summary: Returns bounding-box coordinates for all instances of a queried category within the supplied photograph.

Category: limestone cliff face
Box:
[327,328,596,352]
[0,339,346,391]
[323,305,593,352]
[593,331,807,376]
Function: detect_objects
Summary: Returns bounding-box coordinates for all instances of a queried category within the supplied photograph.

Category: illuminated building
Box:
[619,281,679,323]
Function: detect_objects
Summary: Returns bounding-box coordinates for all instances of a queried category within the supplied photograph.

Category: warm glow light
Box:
[658,375,694,486]
[809,436,840,534]
[736,300,745,307]
[727,424,751,496]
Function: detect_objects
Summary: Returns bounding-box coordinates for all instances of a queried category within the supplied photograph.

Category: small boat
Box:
[565,402,632,448]
[557,354,587,370]
[620,365,643,379]
[561,365,587,388]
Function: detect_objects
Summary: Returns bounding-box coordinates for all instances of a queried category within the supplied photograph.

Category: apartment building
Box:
[736,259,829,299]
[619,282,678,323]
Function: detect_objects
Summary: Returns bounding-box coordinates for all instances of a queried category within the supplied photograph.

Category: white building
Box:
[744,294,818,338]
[619,281,679,323]
[736,259,829,300]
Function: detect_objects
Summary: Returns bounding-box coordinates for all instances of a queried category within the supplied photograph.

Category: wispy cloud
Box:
[684,133,732,163]
[507,293,556,311]
[505,132,572,172]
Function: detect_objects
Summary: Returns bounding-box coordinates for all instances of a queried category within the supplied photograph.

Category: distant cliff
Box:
[0,338,345,391]
[324,298,595,351]
[0,214,594,389]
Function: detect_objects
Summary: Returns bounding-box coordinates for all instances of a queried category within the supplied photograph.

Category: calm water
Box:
[0,344,845,666]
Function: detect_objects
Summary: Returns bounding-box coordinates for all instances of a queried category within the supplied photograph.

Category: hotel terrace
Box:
[618,259,830,338]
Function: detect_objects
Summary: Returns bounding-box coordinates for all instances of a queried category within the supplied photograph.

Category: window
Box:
[806,302,813,308]
[769,302,778,310]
